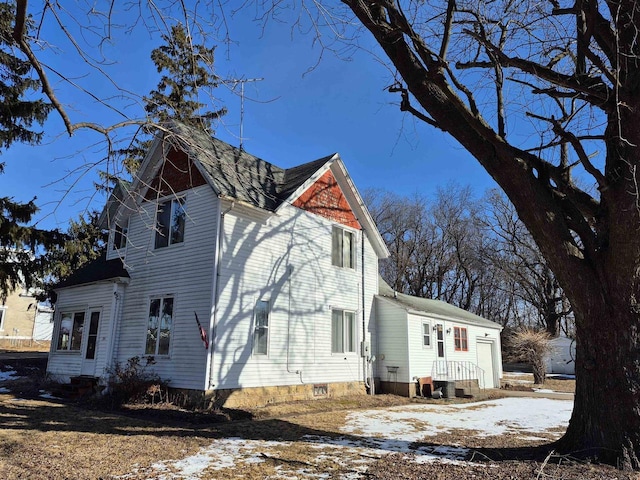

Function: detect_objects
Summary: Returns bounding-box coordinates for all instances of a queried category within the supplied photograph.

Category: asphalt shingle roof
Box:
[55,254,129,289]
[377,277,502,329]
[167,122,334,211]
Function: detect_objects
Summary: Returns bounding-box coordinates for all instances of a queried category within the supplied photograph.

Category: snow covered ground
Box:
[122,397,573,480]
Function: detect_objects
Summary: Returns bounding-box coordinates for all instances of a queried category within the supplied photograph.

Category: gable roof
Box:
[377,277,502,330]
[55,254,129,290]
[164,122,335,212]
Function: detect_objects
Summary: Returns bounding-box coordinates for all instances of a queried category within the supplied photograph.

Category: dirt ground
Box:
[0,360,634,480]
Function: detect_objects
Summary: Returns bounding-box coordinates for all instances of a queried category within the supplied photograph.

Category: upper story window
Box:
[56,311,85,351]
[253,300,270,355]
[454,326,468,351]
[112,223,128,251]
[332,226,355,269]
[155,198,185,249]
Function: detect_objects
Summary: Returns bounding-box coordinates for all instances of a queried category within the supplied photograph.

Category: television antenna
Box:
[228,77,264,151]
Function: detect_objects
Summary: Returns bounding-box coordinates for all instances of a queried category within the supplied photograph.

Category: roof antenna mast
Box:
[230,77,264,151]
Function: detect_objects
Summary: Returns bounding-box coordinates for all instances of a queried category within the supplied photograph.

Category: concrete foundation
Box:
[169,381,367,410]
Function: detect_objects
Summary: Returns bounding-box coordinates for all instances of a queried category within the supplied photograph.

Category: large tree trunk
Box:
[343,0,640,469]
[556,292,640,469]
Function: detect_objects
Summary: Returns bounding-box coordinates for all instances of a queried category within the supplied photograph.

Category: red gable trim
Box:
[144,148,207,200]
[292,170,361,229]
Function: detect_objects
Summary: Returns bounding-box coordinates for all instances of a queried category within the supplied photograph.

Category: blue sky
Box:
[1,4,496,231]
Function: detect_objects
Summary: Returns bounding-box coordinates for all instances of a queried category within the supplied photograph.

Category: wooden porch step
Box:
[54,376,100,399]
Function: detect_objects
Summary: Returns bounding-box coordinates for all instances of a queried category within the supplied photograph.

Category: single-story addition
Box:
[374,279,503,397]
[47,121,390,407]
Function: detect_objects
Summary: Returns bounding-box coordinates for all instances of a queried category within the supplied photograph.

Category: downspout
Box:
[208,200,234,389]
[286,264,303,382]
[106,281,122,373]
[361,228,374,394]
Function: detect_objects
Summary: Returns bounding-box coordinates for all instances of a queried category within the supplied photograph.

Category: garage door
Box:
[476,341,496,389]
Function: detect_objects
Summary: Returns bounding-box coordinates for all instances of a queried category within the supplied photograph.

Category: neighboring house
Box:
[1,287,54,344]
[545,336,575,375]
[375,279,503,396]
[47,122,389,407]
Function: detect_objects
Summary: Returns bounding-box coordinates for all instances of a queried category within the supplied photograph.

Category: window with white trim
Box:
[331,309,356,353]
[145,297,174,355]
[155,198,185,248]
[253,300,270,355]
[0,306,6,330]
[421,321,431,348]
[331,226,355,269]
[112,222,128,250]
[56,311,85,351]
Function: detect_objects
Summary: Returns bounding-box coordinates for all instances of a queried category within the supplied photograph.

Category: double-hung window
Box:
[331,226,355,268]
[253,300,270,355]
[112,222,128,251]
[145,297,174,355]
[155,198,185,248]
[331,309,356,353]
[0,306,6,330]
[421,321,431,348]
[56,311,85,351]
[454,326,468,351]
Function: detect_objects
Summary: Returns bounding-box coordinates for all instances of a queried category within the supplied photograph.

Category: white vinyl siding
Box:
[47,282,116,383]
[210,199,377,390]
[114,185,215,390]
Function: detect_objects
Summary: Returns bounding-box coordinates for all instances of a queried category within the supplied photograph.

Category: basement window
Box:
[313,384,328,396]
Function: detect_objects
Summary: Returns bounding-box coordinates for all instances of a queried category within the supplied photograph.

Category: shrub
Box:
[506,328,552,384]
[102,356,169,408]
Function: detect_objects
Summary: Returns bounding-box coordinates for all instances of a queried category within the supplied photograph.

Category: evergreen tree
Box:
[0,2,55,299]
[123,23,226,174]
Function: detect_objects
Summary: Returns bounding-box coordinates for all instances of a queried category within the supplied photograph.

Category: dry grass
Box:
[502,372,575,393]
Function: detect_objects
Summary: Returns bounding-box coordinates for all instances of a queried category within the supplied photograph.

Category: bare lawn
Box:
[0,361,633,480]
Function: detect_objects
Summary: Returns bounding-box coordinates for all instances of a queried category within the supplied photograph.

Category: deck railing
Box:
[431,360,486,389]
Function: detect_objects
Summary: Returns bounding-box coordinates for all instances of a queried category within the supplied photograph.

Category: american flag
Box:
[194,311,209,349]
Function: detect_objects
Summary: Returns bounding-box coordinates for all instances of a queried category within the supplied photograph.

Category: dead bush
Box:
[506,329,552,384]
[101,356,169,408]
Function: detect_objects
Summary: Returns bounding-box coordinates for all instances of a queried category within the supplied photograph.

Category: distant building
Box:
[1,287,54,345]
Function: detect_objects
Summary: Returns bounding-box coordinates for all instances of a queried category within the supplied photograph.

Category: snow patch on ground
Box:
[121,397,572,479]
[0,369,19,382]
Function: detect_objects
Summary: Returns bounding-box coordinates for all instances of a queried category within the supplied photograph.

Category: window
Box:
[56,311,85,351]
[85,311,100,360]
[253,300,269,355]
[454,327,468,351]
[436,324,445,358]
[331,309,356,353]
[331,226,355,269]
[155,198,185,248]
[112,223,128,250]
[145,297,174,355]
[421,321,431,347]
[0,306,5,330]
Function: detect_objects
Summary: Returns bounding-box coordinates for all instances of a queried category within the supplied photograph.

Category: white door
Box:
[476,340,496,389]
[80,311,101,376]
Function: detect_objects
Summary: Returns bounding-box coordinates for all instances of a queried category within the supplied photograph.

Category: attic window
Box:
[155,198,185,248]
